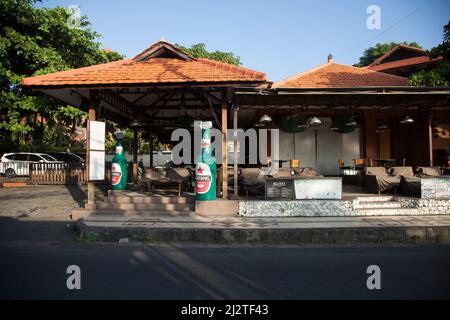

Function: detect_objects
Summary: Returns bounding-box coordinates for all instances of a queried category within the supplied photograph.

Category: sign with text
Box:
[87,120,105,181]
[421,176,450,199]
[265,178,295,200]
[294,178,342,200]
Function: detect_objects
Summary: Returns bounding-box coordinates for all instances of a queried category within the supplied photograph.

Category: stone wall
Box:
[239,200,354,217]
[239,197,450,217]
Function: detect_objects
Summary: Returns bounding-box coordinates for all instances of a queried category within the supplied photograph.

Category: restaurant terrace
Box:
[21,40,450,217]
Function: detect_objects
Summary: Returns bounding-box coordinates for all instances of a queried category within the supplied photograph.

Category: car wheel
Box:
[5,168,16,178]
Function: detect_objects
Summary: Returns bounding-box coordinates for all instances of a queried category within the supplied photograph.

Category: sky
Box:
[37,0,449,82]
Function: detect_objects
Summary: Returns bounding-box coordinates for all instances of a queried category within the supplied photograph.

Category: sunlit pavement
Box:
[0,241,449,299]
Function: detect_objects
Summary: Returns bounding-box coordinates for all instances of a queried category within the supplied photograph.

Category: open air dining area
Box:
[20,39,450,218]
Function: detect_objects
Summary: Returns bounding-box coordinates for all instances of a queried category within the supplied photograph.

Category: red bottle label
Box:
[195,163,212,194]
[111,163,122,185]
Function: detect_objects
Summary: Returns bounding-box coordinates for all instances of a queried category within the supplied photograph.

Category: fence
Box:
[0,161,112,185]
[30,162,87,185]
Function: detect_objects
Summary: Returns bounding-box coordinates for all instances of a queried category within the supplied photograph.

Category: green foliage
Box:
[0,0,124,152]
[409,62,450,87]
[429,21,450,60]
[354,42,422,67]
[118,128,161,154]
[175,43,241,65]
[409,21,450,87]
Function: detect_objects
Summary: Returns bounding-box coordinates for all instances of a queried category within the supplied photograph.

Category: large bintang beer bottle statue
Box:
[195,121,216,201]
[111,132,128,190]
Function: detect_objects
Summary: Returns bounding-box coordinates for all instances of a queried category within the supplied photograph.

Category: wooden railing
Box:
[30,162,87,185]
[30,162,112,185]
[1,161,113,185]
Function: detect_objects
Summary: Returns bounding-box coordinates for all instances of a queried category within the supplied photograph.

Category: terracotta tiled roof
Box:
[22,41,266,87]
[273,61,408,88]
[368,44,426,67]
[367,55,443,72]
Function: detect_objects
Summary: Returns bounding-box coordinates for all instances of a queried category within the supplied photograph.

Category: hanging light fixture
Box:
[376,123,389,132]
[345,117,358,126]
[258,114,272,123]
[129,119,144,127]
[330,123,339,131]
[254,122,265,127]
[400,115,414,124]
[308,116,322,127]
[297,123,307,129]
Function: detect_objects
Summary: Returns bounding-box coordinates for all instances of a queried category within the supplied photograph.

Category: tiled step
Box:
[354,208,421,216]
[354,196,394,202]
[354,201,403,210]
[71,209,195,220]
[104,196,195,204]
[94,202,194,211]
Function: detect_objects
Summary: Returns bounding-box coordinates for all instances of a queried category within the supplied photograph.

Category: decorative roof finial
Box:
[160,36,167,42]
[328,53,333,63]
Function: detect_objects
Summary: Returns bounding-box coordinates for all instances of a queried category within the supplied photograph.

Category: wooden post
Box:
[133,127,138,184]
[232,105,239,199]
[149,133,153,168]
[428,113,434,166]
[87,90,98,207]
[363,110,378,160]
[221,89,228,199]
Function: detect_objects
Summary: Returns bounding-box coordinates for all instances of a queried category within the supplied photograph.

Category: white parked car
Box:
[0,153,64,178]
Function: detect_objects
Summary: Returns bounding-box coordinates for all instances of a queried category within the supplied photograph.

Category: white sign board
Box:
[89,150,105,181]
[89,121,106,151]
[88,120,105,181]
[421,177,450,199]
[294,178,342,199]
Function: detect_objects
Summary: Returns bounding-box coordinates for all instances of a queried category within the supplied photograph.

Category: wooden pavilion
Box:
[22,40,267,205]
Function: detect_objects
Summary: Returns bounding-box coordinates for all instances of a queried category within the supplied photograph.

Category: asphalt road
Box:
[0,241,449,299]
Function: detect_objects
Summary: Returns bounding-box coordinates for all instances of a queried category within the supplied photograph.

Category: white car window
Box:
[29,154,42,162]
[13,154,28,161]
[41,154,57,161]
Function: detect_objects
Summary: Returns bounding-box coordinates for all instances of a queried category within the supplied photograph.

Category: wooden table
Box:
[372,158,396,168]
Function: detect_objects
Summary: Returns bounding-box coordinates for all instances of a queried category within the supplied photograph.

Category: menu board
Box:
[421,177,450,199]
[265,178,295,200]
[294,178,342,199]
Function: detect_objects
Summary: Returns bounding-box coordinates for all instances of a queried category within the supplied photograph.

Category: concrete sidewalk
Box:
[77,214,450,244]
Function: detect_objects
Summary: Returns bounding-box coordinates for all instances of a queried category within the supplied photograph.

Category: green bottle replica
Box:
[195,122,216,201]
[111,134,128,190]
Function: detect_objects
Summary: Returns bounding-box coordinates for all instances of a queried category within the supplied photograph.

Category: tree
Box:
[0,0,123,153]
[354,42,422,67]
[409,21,449,87]
[175,43,241,65]
[429,21,450,60]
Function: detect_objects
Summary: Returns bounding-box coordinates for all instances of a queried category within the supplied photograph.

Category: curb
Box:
[76,221,450,245]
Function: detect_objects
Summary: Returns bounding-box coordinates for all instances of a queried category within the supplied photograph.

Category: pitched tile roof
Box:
[21,41,266,87]
[367,55,443,72]
[368,44,427,67]
[273,61,408,88]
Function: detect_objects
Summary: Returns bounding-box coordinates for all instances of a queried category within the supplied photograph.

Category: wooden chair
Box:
[338,159,355,176]
[290,159,300,168]
[353,158,366,170]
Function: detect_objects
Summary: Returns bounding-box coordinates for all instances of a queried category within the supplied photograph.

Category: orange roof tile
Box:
[22,41,266,87]
[273,61,408,88]
[367,55,443,72]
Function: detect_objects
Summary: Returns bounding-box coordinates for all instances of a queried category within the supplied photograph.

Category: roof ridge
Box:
[332,62,408,81]
[198,58,266,78]
[273,62,331,87]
